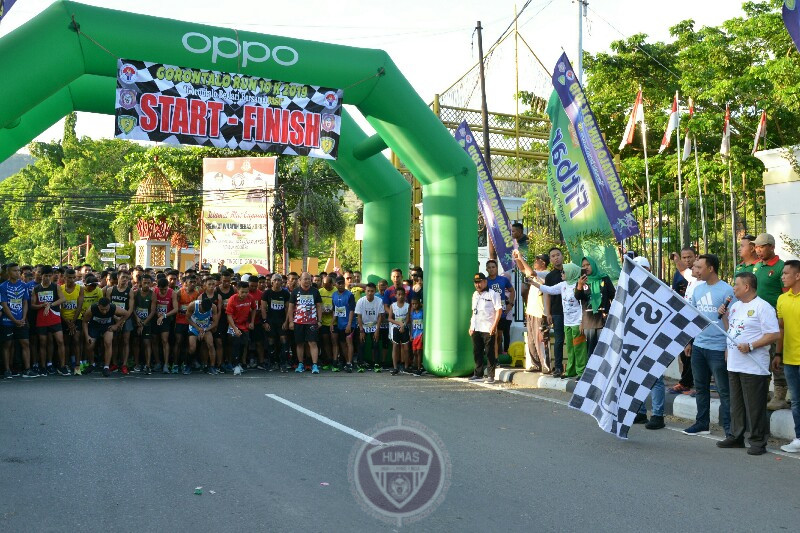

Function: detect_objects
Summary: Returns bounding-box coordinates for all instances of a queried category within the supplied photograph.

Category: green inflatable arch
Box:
[0,1,479,377]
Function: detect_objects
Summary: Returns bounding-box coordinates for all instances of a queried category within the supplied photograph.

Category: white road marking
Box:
[455,378,800,460]
[266,393,383,446]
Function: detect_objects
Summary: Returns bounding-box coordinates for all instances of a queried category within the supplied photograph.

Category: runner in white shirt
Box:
[355,283,385,369]
[718,272,781,455]
[388,287,411,375]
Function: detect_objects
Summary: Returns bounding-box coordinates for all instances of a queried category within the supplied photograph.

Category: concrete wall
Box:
[754,147,800,260]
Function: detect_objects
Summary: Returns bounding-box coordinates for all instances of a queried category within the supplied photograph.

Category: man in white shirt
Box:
[469,272,503,384]
[717,272,781,455]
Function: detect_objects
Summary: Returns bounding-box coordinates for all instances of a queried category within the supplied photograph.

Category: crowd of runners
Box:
[0,263,425,379]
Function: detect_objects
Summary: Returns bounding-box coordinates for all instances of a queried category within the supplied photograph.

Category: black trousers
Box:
[498,317,511,353]
[472,331,496,378]
[679,352,694,388]
[729,371,770,450]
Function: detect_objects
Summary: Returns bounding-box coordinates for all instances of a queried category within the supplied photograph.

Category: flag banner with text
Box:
[551,52,639,241]
[0,0,19,24]
[116,59,342,159]
[201,157,276,271]
[569,257,711,439]
[455,121,516,271]
[546,91,621,280]
[784,1,800,54]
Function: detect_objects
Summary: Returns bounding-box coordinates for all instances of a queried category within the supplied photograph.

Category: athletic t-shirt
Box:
[80,286,103,319]
[176,288,199,325]
[544,269,564,316]
[539,281,581,327]
[226,295,256,330]
[0,280,29,326]
[411,309,423,339]
[215,285,236,316]
[155,288,173,319]
[726,297,780,375]
[33,283,61,327]
[262,289,289,324]
[390,301,410,337]
[89,303,117,329]
[487,275,512,303]
[355,296,384,333]
[249,289,263,324]
[350,286,364,302]
[778,289,800,365]
[61,284,81,321]
[134,290,154,322]
[109,285,131,315]
[332,289,355,330]
[690,280,735,351]
[382,284,414,307]
[318,286,336,326]
[290,287,322,325]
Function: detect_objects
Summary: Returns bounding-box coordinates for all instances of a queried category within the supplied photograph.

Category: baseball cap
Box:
[754,233,775,246]
[633,256,651,270]
[473,272,487,282]
[241,274,251,282]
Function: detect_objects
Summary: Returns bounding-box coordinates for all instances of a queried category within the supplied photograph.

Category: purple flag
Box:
[551,52,639,241]
[0,0,19,24]
[783,1,800,54]
[455,121,517,271]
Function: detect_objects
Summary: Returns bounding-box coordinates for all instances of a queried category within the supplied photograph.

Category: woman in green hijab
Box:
[575,256,616,356]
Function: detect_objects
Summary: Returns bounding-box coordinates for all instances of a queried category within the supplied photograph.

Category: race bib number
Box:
[136,307,149,320]
[413,319,422,330]
[63,301,78,310]
[323,304,333,313]
[271,301,284,311]
[364,322,377,333]
[157,303,168,315]
[334,306,346,318]
[180,304,188,313]
[9,298,23,313]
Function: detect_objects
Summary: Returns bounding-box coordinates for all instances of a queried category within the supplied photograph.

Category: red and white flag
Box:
[720,104,731,158]
[682,98,694,161]
[751,110,767,155]
[658,91,679,154]
[618,90,644,151]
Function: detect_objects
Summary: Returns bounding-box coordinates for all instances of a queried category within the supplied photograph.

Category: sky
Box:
[0,0,746,151]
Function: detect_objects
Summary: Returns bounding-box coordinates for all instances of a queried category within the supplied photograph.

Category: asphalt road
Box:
[1,371,799,532]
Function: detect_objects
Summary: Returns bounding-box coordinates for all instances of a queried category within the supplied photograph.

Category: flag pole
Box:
[728,158,736,271]
[675,91,684,248]
[693,137,707,252]
[640,88,654,263]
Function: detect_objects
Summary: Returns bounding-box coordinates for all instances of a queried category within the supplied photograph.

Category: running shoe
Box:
[223,363,234,373]
[357,366,365,373]
[23,369,38,378]
[73,365,82,376]
[311,364,320,374]
[46,365,56,375]
[37,367,47,376]
[182,365,192,375]
[257,364,267,370]
[144,365,152,375]
[84,364,95,375]
[58,366,71,376]
[295,362,305,373]
[3,369,12,379]
[390,367,400,375]
[682,423,710,436]
[322,365,331,371]
[373,364,382,373]
[102,367,111,377]
[332,365,340,373]
[152,363,162,372]
[171,364,179,374]
[217,365,226,374]
[210,367,219,375]
[133,365,142,373]
[109,364,118,373]
[248,359,257,369]
[280,364,289,373]
[79,362,88,374]
[121,365,129,375]
[192,361,202,370]
[233,364,243,376]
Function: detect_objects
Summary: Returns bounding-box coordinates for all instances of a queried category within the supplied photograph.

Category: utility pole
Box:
[476,20,496,260]
[577,0,588,85]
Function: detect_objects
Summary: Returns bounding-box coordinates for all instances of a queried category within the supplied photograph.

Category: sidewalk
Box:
[492,366,797,440]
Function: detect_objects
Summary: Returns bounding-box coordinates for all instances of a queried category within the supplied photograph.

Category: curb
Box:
[493,367,797,440]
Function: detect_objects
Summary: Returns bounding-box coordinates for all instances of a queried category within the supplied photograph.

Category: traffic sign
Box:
[107,243,125,248]
[100,248,115,253]
[100,257,115,262]
[115,255,130,260]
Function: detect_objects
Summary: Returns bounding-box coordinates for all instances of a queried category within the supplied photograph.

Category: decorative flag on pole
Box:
[658,92,679,154]
[569,256,712,439]
[455,121,517,272]
[0,0,19,24]
[783,0,800,54]
[720,104,731,158]
[752,110,767,155]
[682,98,694,162]
[618,90,644,151]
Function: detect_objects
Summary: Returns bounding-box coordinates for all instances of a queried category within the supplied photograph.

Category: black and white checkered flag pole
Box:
[569,256,713,439]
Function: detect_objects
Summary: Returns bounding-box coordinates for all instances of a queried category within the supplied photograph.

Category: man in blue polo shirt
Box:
[1,263,35,378]
[486,259,515,356]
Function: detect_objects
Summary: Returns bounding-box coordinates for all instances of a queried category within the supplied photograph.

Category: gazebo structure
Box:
[133,161,174,269]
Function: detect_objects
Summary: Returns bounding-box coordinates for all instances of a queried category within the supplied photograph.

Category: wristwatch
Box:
[748,342,754,352]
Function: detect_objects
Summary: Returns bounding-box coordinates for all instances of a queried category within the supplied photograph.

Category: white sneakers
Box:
[233,364,243,376]
[780,438,800,453]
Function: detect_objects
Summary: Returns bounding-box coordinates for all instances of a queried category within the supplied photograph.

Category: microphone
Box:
[718,295,732,319]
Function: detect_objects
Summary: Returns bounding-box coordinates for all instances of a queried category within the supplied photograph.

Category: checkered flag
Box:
[569,256,712,439]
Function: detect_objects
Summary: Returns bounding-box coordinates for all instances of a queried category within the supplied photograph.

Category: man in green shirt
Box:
[754,233,789,410]
[735,234,759,275]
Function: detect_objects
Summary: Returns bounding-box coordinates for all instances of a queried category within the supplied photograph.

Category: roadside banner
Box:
[201,157,276,271]
[116,59,342,159]
[551,52,639,241]
[455,121,516,271]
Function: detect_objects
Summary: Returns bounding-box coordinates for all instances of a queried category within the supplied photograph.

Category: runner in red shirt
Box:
[226,281,257,375]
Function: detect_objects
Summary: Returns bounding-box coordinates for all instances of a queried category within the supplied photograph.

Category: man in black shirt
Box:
[544,247,565,377]
[262,274,290,372]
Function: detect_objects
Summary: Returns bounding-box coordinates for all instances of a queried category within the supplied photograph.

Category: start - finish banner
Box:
[551,52,639,241]
[455,121,516,272]
[115,59,343,159]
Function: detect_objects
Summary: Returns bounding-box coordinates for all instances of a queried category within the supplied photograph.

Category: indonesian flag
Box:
[720,104,731,158]
[618,90,644,151]
[751,110,767,155]
[682,98,694,162]
[658,92,679,154]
